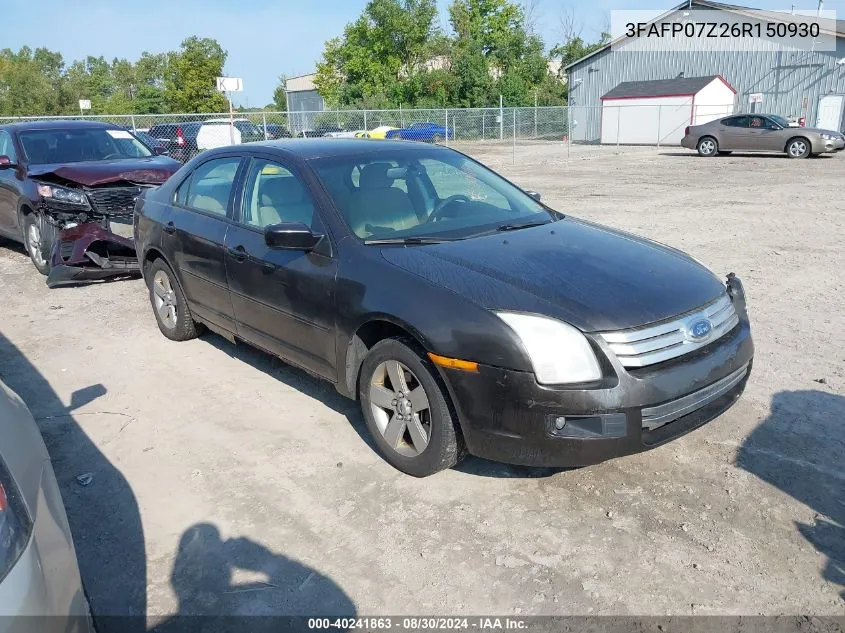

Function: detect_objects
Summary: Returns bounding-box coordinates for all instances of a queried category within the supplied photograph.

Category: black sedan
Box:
[134,139,754,477]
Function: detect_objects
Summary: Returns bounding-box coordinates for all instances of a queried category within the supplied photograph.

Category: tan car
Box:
[682,114,845,158]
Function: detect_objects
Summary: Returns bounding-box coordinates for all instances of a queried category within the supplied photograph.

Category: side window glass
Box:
[185,157,241,216]
[0,131,17,162]
[242,159,319,230]
[749,116,764,128]
[419,158,508,208]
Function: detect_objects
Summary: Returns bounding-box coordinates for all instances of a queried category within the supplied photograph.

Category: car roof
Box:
[0,119,121,132]
[206,138,451,160]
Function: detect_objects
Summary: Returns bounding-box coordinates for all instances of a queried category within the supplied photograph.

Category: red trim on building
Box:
[601,93,695,101]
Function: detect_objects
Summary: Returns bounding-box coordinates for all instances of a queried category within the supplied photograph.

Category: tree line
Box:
[0,37,230,117]
[313,0,609,109]
[0,0,609,117]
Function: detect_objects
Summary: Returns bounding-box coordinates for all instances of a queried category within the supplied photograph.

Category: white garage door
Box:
[816,95,844,132]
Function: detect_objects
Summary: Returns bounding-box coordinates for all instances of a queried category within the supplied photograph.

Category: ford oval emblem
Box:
[688,318,713,341]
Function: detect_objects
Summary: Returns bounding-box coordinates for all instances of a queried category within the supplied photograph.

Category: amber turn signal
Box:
[427,352,478,372]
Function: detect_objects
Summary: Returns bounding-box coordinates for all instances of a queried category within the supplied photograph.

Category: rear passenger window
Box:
[723,116,749,128]
[184,157,241,216]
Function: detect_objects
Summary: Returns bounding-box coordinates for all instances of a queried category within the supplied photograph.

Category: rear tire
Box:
[146,258,199,341]
[786,137,811,159]
[359,338,465,477]
[22,212,57,276]
[697,136,718,157]
[432,133,443,143]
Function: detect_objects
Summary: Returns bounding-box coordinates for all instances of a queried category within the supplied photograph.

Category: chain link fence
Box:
[0,104,738,164]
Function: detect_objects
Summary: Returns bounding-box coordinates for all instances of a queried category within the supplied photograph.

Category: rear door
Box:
[719,116,750,150]
[224,156,338,379]
[167,155,243,333]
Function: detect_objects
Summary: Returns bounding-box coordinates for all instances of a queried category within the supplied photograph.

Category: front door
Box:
[225,157,338,380]
[816,95,845,132]
[168,155,243,333]
[747,115,784,152]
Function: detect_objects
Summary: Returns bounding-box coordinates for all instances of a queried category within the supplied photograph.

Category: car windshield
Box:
[19,128,152,165]
[768,115,790,128]
[311,148,553,241]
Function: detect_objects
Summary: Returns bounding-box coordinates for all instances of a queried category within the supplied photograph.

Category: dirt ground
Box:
[0,145,843,626]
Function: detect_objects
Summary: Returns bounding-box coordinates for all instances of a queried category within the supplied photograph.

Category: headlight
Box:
[820,133,840,141]
[0,455,33,583]
[495,312,602,384]
[37,184,89,207]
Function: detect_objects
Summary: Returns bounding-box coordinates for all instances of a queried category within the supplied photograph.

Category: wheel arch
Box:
[785,135,810,153]
[342,316,433,401]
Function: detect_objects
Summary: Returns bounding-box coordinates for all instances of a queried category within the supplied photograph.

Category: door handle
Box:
[163,221,176,235]
[227,245,247,262]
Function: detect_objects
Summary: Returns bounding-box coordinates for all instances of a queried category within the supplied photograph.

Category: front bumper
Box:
[440,295,754,468]
[47,223,140,288]
[813,138,845,154]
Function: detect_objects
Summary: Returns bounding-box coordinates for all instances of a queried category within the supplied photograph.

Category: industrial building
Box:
[566,0,845,143]
[284,73,325,134]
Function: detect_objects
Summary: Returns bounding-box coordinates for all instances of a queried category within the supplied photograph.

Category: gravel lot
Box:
[0,145,843,627]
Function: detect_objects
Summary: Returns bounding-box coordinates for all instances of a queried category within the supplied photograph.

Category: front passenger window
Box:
[185,157,241,216]
[241,159,317,229]
[0,131,17,162]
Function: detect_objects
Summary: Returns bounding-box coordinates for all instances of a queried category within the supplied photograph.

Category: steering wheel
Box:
[427,194,470,223]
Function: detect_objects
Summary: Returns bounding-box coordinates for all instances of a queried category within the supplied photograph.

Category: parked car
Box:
[135,139,753,477]
[196,118,265,151]
[147,122,203,162]
[0,120,180,285]
[263,123,292,140]
[0,378,93,631]
[300,126,345,138]
[385,122,451,142]
[682,113,845,158]
[132,130,169,155]
[356,126,399,139]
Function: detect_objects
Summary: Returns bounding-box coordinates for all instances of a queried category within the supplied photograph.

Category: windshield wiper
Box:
[496,220,550,232]
[364,236,456,245]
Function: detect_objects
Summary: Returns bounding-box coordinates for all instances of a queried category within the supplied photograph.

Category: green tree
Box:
[272,75,288,110]
[314,0,439,107]
[164,36,228,113]
[550,32,611,72]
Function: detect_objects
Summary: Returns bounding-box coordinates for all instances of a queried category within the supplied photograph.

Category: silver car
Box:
[681,113,845,158]
[0,379,92,632]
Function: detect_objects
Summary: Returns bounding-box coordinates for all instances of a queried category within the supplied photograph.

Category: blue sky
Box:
[1,0,840,107]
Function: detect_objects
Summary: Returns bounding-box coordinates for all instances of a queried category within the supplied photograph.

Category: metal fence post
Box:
[567,105,572,159]
[364,109,368,134]
[512,108,516,165]
[656,105,661,149]
[262,111,268,140]
[499,95,504,141]
[130,114,136,132]
[444,108,449,145]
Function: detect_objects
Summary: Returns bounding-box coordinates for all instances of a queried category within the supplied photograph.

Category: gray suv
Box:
[682,114,845,158]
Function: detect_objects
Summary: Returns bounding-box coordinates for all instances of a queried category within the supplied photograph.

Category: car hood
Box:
[380,218,727,332]
[799,127,842,136]
[27,156,180,186]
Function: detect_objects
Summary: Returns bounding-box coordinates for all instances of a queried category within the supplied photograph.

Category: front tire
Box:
[697,136,718,157]
[147,258,199,341]
[22,212,57,275]
[432,133,443,143]
[786,137,811,159]
[359,338,465,477]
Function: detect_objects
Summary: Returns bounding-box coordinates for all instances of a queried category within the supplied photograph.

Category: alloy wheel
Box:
[152,270,178,329]
[369,360,431,457]
[788,140,808,157]
[699,139,716,155]
[27,222,45,266]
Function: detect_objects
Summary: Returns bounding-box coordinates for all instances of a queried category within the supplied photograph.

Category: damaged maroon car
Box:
[0,120,180,287]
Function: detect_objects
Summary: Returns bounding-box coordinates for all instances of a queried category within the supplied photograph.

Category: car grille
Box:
[85,186,143,217]
[641,363,749,430]
[598,294,739,369]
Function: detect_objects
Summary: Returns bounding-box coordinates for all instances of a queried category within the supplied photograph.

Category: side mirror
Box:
[153,146,169,156]
[265,222,322,251]
[527,190,542,202]
[0,155,15,169]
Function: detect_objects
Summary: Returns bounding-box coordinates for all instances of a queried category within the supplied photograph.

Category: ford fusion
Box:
[134,139,753,477]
